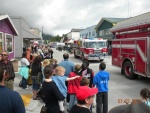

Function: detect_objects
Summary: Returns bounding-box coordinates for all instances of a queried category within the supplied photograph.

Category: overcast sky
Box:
[0,0,150,36]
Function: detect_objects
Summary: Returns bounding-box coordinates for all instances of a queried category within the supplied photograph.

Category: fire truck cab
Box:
[74,38,108,61]
[111,12,150,79]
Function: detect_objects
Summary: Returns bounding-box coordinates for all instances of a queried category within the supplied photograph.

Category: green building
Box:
[95,18,126,40]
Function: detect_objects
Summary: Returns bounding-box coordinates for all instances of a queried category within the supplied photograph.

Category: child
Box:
[51,66,80,112]
[80,77,90,86]
[140,88,150,106]
[80,77,95,112]
[93,62,110,113]
[68,64,82,111]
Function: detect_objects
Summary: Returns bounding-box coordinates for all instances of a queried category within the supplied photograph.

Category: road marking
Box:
[21,94,32,107]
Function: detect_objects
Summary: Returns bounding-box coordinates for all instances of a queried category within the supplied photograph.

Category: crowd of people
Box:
[0,44,150,113]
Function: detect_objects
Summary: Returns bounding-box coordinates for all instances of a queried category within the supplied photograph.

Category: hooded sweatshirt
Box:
[93,70,110,92]
[68,71,82,94]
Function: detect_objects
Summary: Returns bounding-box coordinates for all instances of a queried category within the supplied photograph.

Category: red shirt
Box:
[68,72,82,94]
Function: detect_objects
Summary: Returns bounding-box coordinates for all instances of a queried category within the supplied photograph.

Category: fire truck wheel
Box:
[123,61,136,79]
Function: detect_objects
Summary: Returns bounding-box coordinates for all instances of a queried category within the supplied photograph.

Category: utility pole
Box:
[42,26,44,40]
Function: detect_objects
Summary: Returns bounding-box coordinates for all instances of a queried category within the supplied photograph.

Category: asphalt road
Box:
[14,49,150,113]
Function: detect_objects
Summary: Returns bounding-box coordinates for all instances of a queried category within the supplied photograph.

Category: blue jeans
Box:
[68,94,77,111]
[22,77,27,89]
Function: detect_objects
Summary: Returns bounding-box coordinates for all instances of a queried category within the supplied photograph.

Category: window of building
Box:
[89,32,91,37]
[99,30,102,36]
[104,30,107,35]
[99,29,112,36]
[6,34,13,52]
[109,30,112,35]
[92,31,95,36]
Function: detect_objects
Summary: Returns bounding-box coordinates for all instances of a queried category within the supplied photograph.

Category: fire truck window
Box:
[98,42,106,48]
[88,42,96,48]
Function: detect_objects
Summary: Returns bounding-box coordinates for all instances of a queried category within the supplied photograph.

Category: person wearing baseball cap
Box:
[69,86,98,113]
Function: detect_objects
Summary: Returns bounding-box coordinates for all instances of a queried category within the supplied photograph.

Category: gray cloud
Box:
[0,0,150,35]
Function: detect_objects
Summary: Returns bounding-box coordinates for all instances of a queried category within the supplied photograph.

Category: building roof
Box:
[0,14,18,35]
[71,29,83,32]
[10,16,41,39]
[111,12,150,32]
[95,17,126,30]
[22,28,41,39]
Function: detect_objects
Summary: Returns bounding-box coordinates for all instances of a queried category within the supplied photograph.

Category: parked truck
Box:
[73,38,108,61]
[111,12,150,79]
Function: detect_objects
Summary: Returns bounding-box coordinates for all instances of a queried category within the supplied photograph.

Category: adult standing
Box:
[42,65,65,113]
[93,62,110,113]
[48,48,53,59]
[80,60,94,88]
[19,52,30,89]
[0,51,15,90]
[31,55,42,100]
[38,46,44,60]
[0,67,25,113]
[58,53,74,104]
[26,47,33,63]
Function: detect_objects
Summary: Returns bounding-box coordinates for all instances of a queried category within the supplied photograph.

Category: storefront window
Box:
[6,34,13,52]
[0,33,2,53]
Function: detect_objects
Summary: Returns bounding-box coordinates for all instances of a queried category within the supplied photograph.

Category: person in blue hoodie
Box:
[93,62,110,113]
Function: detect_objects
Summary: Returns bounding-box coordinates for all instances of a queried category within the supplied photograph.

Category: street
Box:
[14,49,150,113]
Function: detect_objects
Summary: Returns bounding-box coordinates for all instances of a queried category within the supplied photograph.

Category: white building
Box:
[65,29,83,43]
[67,29,83,40]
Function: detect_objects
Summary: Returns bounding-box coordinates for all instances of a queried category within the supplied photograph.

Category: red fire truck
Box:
[111,12,150,79]
[73,38,108,61]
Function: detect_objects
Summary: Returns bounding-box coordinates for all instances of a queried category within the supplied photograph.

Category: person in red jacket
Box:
[68,64,82,112]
